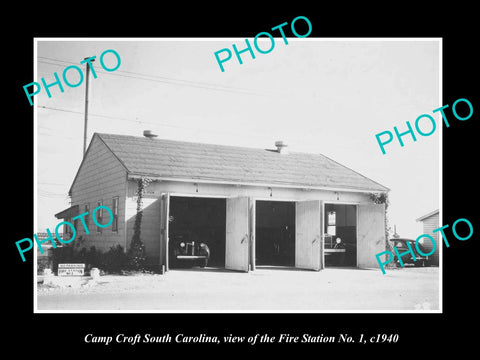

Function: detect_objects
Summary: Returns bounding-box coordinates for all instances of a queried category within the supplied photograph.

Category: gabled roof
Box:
[416,209,439,222]
[89,133,388,193]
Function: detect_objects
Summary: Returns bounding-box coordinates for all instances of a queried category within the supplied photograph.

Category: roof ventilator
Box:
[143,130,158,139]
[275,140,289,154]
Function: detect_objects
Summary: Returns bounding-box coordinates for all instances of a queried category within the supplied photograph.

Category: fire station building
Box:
[56,132,389,272]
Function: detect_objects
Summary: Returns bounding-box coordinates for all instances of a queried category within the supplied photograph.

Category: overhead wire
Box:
[36,56,277,141]
[38,106,187,129]
[37,190,69,198]
[37,56,246,90]
[38,182,67,186]
[37,105,272,141]
[36,57,276,96]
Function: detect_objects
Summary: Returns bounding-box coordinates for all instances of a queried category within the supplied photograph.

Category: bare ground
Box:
[36,266,439,312]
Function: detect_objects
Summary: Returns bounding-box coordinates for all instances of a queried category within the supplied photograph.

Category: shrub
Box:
[50,245,75,273]
[48,242,128,274]
[37,256,50,275]
[101,245,127,273]
[85,246,102,269]
[127,239,147,271]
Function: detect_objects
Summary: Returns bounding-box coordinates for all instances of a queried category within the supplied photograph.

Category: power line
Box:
[38,59,264,95]
[40,57,224,87]
[38,182,67,186]
[38,56,240,88]
[38,105,273,141]
[38,131,78,140]
[38,190,69,198]
[38,189,66,195]
[37,57,276,97]
[38,105,186,129]
[38,125,55,131]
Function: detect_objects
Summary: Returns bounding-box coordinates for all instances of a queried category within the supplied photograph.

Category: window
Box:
[84,204,90,233]
[112,197,119,232]
[96,200,103,233]
[327,211,336,236]
[64,218,72,236]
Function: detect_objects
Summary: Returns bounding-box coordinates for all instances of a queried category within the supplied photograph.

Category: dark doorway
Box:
[324,204,357,267]
[169,197,226,269]
[255,200,295,267]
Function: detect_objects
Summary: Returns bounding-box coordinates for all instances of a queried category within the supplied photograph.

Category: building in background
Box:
[416,209,440,266]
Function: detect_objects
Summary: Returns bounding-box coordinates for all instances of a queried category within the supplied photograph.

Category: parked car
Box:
[170,230,210,268]
[389,238,433,267]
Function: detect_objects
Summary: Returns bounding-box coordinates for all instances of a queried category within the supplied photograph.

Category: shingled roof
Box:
[93,133,388,192]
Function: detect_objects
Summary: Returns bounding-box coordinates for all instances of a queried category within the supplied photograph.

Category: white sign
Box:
[58,263,85,276]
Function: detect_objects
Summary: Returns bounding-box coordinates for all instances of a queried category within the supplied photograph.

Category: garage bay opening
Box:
[255,200,295,267]
[168,196,226,269]
[324,204,357,267]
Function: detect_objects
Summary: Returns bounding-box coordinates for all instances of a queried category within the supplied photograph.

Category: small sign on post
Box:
[58,263,85,276]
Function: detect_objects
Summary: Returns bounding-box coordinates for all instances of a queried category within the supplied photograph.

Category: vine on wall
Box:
[128,177,153,270]
[369,192,393,254]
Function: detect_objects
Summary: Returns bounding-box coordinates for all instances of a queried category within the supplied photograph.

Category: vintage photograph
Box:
[33,38,441,312]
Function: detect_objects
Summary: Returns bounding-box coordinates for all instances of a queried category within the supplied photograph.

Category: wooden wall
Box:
[421,212,440,265]
[70,135,127,252]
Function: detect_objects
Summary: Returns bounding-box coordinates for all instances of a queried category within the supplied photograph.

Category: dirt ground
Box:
[36,266,440,312]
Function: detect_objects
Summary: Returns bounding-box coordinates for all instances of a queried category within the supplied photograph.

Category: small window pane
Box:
[112,197,119,232]
[328,211,336,226]
[97,200,103,233]
[327,225,336,236]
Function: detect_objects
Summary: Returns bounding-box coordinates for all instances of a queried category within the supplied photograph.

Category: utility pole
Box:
[83,57,95,156]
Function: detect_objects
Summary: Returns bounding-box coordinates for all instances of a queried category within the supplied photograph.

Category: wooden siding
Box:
[125,195,161,265]
[421,212,440,265]
[70,135,127,252]
[295,200,322,270]
[225,197,250,271]
[357,203,386,268]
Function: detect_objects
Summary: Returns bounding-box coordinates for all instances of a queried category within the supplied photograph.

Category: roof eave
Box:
[55,205,79,219]
[416,209,440,222]
[126,173,388,194]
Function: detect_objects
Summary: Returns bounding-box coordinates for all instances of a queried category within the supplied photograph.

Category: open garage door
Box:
[160,193,170,271]
[295,200,322,271]
[168,196,226,269]
[226,197,250,272]
[357,203,386,268]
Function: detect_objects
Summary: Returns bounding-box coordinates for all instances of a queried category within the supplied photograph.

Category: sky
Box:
[34,38,440,238]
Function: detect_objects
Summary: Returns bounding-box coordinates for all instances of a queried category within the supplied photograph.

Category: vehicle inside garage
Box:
[168,196,226,269]
[324,204,357,267]
[255,200,295,267]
